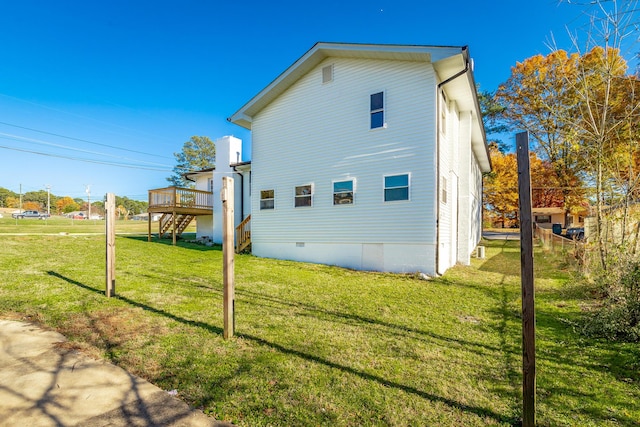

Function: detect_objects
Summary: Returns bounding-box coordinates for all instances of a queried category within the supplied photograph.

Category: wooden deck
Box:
[147,186,213,244]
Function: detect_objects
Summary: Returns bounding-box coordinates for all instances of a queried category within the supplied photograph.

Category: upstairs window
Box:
[295,185,312,207]
[441,177,448,204]
[260,189,274,210]
[384,174,409,202]
[370,91,385,129]
[333,180,354,205]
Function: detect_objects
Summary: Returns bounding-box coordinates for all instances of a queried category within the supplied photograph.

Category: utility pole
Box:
[85,185,91,220]
[45,184,51,216]
[517,131,536,427]
[19,184,22,213]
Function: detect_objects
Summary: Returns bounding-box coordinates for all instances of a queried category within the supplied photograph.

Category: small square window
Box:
[333,180,354,205]
[260,189,274,210]
[384,174,409,202]
[295,185,312,207]
[370,92,385,129]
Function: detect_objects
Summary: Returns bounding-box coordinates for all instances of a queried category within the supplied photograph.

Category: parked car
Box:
[72,213,87,220]
[565,227,585,240]
[11,210,50,219]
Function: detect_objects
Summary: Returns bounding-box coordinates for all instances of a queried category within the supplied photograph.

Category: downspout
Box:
[435,46,470,275]
[232,165,244,219]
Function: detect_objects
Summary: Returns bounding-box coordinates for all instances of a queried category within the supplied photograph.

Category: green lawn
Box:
[0,216,195,235]
[0,226,637,426]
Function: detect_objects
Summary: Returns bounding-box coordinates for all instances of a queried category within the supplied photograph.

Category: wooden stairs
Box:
[159,213,195,240]
[235,214,251,253]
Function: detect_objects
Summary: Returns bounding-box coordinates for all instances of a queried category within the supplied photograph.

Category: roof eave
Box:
[228,42,466,128]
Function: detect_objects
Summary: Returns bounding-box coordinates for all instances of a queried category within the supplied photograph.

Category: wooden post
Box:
[105,193,116,297]
[172,211,177,245]
[221,177,235,339]
[516,131,536,426]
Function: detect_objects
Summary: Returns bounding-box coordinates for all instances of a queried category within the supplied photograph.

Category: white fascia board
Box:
[435,49,491,173]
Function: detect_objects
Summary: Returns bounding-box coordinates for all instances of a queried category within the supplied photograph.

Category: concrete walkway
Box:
[0,319,232,427]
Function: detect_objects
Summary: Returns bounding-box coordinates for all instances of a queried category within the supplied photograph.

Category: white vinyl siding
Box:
[250,57,438,245]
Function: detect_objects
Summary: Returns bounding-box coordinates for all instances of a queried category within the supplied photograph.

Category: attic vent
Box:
[322,64,334,83]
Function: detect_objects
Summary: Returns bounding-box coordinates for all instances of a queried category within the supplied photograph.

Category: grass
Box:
[0,221,638,426]
[0,216,196,235]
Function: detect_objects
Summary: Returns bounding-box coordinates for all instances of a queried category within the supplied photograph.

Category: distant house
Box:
[533,207,588,229]
[206,42,490,276]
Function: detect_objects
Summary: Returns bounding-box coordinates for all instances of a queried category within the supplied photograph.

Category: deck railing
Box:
[235,214,251,253]
[148,186,213,210]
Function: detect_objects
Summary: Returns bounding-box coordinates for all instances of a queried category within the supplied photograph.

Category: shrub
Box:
[582,248,640,342]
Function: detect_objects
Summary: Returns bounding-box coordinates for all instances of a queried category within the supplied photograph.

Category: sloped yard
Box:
[0,231,637,426]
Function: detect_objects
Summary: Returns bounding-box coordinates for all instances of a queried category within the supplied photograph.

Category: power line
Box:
[0,133,172,168]
[0,120,173,160]
[0,144,172,172]
[0,92,179,147]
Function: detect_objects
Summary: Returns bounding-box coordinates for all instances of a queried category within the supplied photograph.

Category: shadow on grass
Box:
[47,270,519,426]
[121,235,222,252]
[478,240,521,276]
[234,287,504,356]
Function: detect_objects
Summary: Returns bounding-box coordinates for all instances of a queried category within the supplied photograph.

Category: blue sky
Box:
[0,0,607,201]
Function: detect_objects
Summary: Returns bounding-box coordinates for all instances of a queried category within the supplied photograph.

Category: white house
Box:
[185,135,250,244]
[198,42,490,276]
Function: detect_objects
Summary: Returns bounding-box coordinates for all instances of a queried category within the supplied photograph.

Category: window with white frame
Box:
[384,174,409,202]
[333,180,354,205]
[441,176,448,204]
[260,189,274,210]
[295,185,312,207]
[370,91,384,129]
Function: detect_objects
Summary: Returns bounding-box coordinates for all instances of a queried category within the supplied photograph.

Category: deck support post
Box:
[172,211,177,245]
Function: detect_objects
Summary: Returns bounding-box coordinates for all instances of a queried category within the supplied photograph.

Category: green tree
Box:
[0,187,18,207]
[477,88,509,152]
[5,196,20,208]
[115,196,148,215]
[24,190,48,206]
[167,136,216,187]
